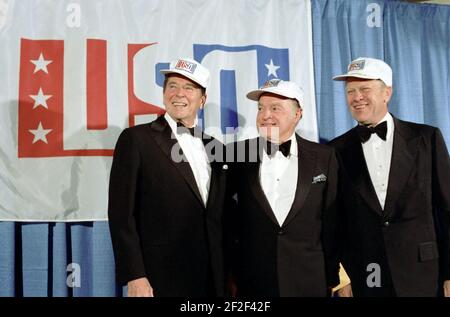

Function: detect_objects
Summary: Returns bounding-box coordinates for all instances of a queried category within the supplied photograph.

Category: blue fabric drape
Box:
[313,0,450,144]
[1,0,449,296]
[0,222,120,296]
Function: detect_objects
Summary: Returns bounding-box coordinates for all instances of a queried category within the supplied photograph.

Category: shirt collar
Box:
[286,133,298,157]
[164,113,199,136]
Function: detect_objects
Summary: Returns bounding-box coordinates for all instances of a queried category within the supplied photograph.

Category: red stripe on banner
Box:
[18,38,65,158]
[86,39,108,130]
[18,38,113,158]
[127,43,165,127]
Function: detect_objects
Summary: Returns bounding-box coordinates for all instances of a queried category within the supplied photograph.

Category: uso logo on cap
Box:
[348,60,365,71]
[175,59,197,74]
[262,78,281,88]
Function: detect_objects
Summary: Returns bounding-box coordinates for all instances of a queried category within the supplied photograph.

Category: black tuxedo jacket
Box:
[108,115,228,296]
[329,115,450,297]
[227,135,340,297]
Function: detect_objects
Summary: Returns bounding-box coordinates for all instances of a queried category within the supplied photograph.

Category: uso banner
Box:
[0,0,317,221]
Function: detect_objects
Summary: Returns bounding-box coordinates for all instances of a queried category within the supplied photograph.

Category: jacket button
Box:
[278,230,285,235]
[383,221,390,227]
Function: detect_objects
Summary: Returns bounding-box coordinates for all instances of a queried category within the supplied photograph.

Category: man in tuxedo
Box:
[228,79,340,296]
[329,57,450,297]
[108,58,228,297]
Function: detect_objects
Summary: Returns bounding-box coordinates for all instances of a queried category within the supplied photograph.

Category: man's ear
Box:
[384,86,393,104]
[296,107,303,121]
[200,95,207,109]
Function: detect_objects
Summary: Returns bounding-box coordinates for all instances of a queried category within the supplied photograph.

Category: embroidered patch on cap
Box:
[348,60,365,71]
[262,78,281,88]
[174,59,197,74]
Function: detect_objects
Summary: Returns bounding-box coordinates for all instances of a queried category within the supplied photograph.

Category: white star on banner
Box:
[265,59,280,78]
[30,87,52,109]
[29,122,52,144]
[30,53,52,74]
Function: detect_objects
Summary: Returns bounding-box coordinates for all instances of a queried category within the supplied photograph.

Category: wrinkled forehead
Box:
[258,92,292,103]
[165,73,201,87]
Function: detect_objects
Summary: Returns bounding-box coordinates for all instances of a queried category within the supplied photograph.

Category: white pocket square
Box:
[312,173,327,184]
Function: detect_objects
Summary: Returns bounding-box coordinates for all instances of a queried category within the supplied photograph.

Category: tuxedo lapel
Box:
[248,162,280,225]
[150,116,204,207]
[383,118,418,215]
[282,136,315,227]
[203,135,225,211]
[341,129,383,215]
[206,162,219,211]
[247,136,318,227]
[245,138,280,225]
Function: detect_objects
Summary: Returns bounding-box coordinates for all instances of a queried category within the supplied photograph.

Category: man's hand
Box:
[337,283,353,297]
[444,280,450,297]
[127,277,154,297]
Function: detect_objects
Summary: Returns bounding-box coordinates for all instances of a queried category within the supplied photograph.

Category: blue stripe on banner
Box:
[220,70,238,134]
[198,107,205,130]
[155,62,170,88]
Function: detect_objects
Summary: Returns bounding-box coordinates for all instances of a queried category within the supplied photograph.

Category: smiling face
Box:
[345,78,392,126]
[256,93,302,143]
[163,74,206,127]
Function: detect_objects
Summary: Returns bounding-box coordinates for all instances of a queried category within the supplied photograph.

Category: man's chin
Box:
[352,113,369,124]
[259,133,280,143]
[258,129,280,142]
[171,113,189,121]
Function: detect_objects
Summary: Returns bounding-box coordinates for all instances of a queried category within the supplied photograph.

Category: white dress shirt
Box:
[260,133,298,226]
[165,113,211,206]
[361,112,394,210]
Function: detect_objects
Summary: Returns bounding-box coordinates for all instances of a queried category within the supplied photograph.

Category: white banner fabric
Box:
[0,0,317,221]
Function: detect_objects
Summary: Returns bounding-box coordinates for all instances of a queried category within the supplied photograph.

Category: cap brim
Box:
[160,69,207,88]
[246,89,265,101]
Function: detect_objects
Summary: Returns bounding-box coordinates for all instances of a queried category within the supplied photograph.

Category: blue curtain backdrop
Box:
[1,0,449,296]
[313,0,450,143]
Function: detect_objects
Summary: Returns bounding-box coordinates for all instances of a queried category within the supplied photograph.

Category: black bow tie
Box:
[176,121,200,137]
[355,121,387,143]
[265,140,292,157]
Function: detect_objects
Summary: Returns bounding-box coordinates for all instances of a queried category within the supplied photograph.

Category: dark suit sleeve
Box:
[322,148,341,288]
[431,128,450,280]
[108,129,147,286]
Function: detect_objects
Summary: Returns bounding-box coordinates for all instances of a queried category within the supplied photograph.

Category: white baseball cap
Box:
[160,57,210,89]
[246,79,304,107]
[333,57,392,86]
